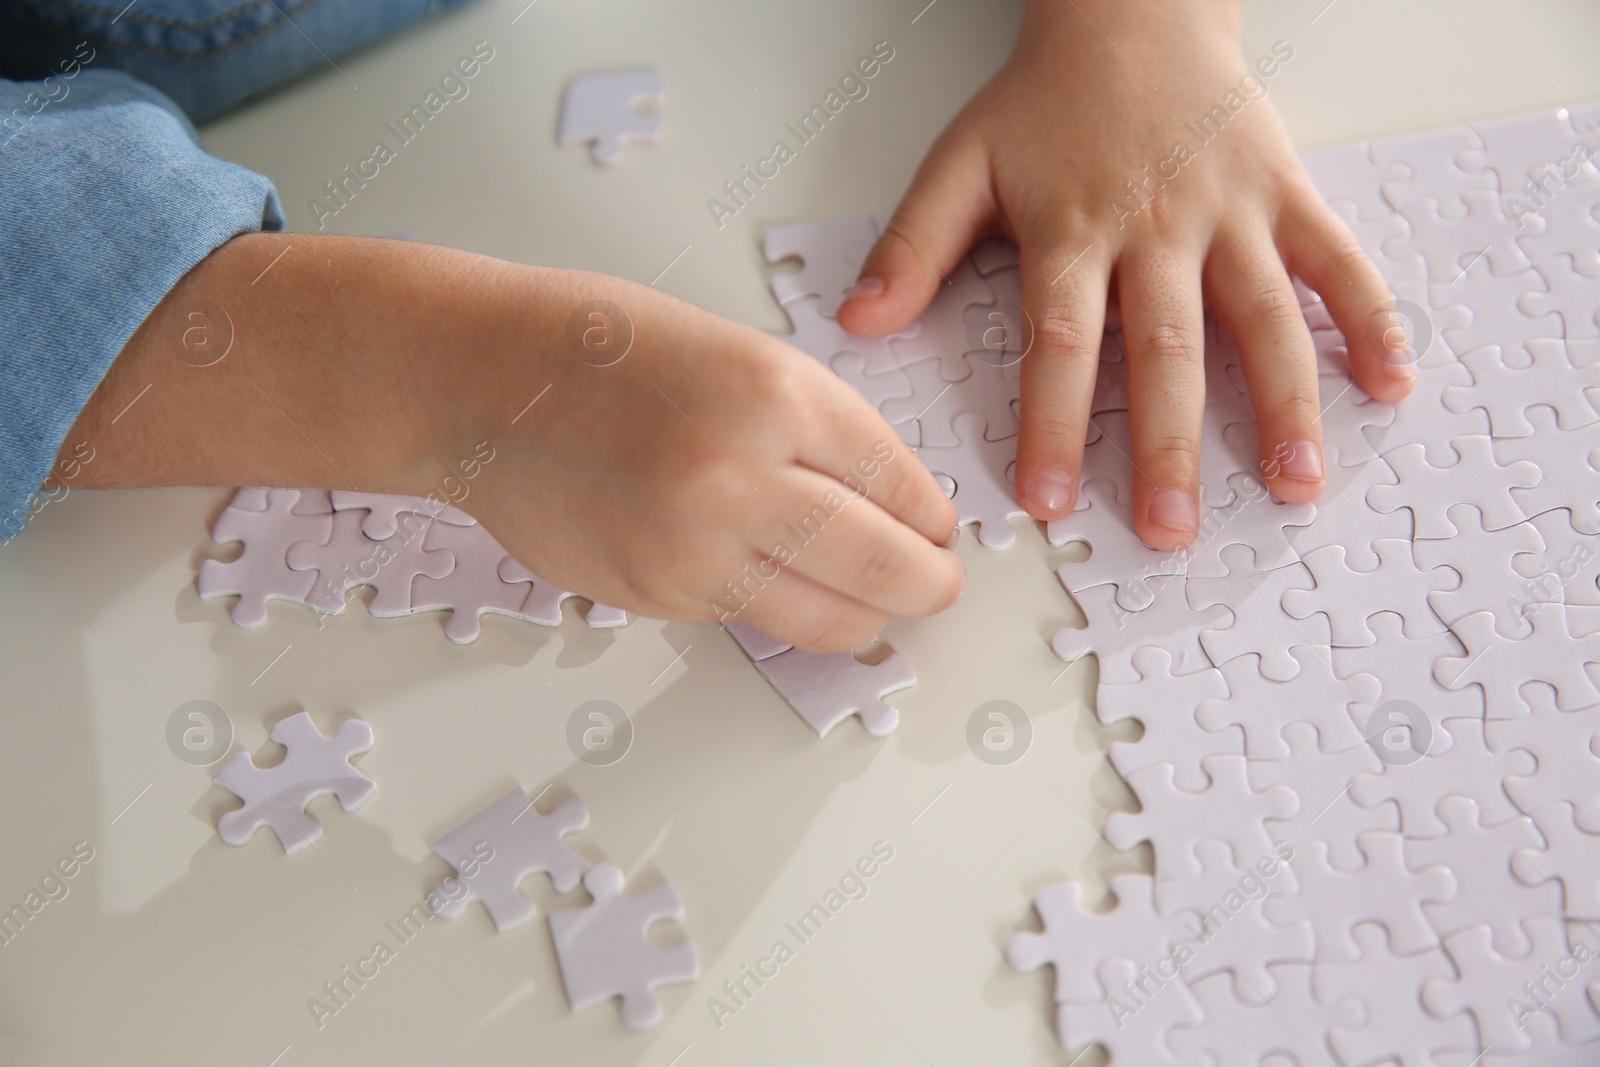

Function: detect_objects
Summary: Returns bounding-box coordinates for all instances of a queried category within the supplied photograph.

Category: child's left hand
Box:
[837,0,1414,552]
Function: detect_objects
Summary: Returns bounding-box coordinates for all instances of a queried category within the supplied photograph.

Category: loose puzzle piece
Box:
[198,488,333,626]
[430,786,589,931]
[1264,832,1455,963]
[1007,874,1179,1004]
[214,711,374,853]
[1104,755,1298,882]
[558,69,663,164]
[1056,956,1203,1065]
[547,864,696,1030]
[751,644,914,737]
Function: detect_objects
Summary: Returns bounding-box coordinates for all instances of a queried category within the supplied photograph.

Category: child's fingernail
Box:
[1147,489,1196,535]
[1380,343,1417,378]
[847,276,885,300]
[1026,468,1076,514]
[1279,441,1324,483]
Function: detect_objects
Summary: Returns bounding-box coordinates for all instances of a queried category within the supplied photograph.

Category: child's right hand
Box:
[64,234,963,652]
[459,262,964,652]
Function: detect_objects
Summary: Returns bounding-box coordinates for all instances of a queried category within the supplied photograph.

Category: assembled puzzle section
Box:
[754,104,1600,1063]
[200,490,627,641]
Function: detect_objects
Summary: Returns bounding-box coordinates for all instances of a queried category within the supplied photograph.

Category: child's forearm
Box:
[61,233,552,497]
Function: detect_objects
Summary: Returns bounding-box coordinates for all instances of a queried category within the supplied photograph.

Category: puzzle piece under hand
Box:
[559,69,663,164]
[547,864,696,1030]
[429,785,589,931]
[751,643,914,737]
[214,711,374,853]
[198,489,334,626]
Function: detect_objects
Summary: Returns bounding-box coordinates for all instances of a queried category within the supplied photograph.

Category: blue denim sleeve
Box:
[0,70,283,539]
[0,0,478,122]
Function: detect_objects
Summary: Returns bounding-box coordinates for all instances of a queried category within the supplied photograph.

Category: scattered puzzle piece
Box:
[559,69,663,164]
[429,786,589,931]
[214,711,374,853]
[547,863,696,1030]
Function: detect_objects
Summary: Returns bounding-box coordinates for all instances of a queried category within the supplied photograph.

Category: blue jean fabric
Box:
[0,0,469,537]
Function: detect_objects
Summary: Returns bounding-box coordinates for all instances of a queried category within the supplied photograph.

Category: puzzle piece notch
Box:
[750,643,914,737]
[1434,604,1600,719]
[763,214,883,315]
[1055,955,1203,1063]
[1281,539,1458,647]
[1104,755,1299,882]
[1098,646,1238,794]
[1263,832,1455,963]
[559,69,664,164]
[328,491,475,539]
[916,412,1025,549]
[547,864,697,1030]
[214,711,375,853]
[198,488,333,626]
[1425,916,1600,1052]
[430,786,590,931]
[1367,435,1540,539]
[1007,873,1180,1004]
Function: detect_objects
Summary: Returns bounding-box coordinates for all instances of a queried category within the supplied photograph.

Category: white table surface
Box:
[3,2,1597,1064]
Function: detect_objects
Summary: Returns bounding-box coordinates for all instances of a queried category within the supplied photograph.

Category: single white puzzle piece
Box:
[1348,716,1534,838]
[1434,604,1600,718]
[558,69,663,164]
[1366,435,1540,540]
[213,711,375,853]
[1485,687,1600,832]
[429,786,589,931]
[1052,579,1230,686]
[1511,801,1600,918]
[751,644,915,737]
[547,864,697,1030]
[1199,646,1378,759]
